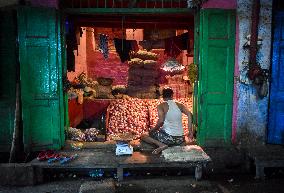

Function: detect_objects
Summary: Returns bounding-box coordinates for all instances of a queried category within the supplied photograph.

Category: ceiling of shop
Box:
[71,14,194,29]
[62,1,193,29]
[60,0,189,9]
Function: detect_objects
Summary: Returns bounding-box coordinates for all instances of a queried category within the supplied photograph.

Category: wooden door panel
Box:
[198,9,235,146]
[18,7,63,151]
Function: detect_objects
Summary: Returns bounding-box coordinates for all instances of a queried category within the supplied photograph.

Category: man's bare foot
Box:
[152,145,168,154]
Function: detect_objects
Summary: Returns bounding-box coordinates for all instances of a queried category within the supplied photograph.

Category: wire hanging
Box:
[121,16,125,51]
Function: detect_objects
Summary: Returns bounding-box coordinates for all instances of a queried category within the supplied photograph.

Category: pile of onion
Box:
[107,98,149,139]
[107,98,193,140]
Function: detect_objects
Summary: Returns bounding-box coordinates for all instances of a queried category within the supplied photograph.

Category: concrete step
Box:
[79,179,116,193]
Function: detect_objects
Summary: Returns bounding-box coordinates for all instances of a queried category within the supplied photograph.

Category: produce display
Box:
[68,72,124,100]
[68,127,86,141]
[130,50,158,61]
[128,58,144,67]
[161,58,185,74]
[127,50,159,99]
[68,127,100,142]
[68,88,85,104]
[107,98,192,140]
[143,60,157,69]
[147,99,163,128]
[107,98,149,140]
[84,128,100,142]
[68,45,193,142]
[77,72,99,88]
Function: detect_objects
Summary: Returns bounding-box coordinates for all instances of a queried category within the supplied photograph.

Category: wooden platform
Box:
[30,147,211,181]
[246,145,284,179]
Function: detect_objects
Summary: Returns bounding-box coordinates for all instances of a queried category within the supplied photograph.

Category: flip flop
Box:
[60,154,79,164]
[37,150,56,161]
[45,150,55,159]
[37,152,46,161]
[37,150,50,161]
[47,154,61,164]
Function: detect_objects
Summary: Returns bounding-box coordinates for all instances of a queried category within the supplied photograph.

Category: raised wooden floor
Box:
[30,143,211,181]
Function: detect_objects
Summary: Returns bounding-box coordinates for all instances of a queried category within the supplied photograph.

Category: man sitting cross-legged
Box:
[141,88,193,154]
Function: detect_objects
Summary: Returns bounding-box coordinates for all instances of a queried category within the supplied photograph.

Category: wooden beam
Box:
[77,21,193,29]
[64,8,194,15]
[73,14,194,28]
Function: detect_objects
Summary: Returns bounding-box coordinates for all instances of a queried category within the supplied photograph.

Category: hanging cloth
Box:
[66,45,75,72]
[139,39,165,51]
[130,40,139,53]
[66,30,77,71]
[98,34,109,59]
[164,32,189,58]
[114,38,133,63]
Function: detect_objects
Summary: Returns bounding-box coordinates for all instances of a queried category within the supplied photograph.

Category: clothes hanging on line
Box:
[114,38,139,63]
[139,39,165,51]
[139,32,189,57]
[164,32,189,58]
[76,27,83,46]
[67,45,75,72]
[66,19,81,71]
[98,34,109,59]
[131,40,139,53]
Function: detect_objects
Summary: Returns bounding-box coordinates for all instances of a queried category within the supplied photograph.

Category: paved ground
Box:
[1,173,284,193]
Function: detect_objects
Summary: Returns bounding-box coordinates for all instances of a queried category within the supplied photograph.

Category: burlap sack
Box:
[141,78,158,86]
[97,85,112,98]
[139,69,159,78]
[127,91,142,98]
[141,92,157,99]
[128,67,144,77]
[143,60,157,69]
[129,68,158,78]
[128,74,142,83]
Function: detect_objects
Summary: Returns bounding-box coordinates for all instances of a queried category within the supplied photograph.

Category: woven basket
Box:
[97,77,113,86]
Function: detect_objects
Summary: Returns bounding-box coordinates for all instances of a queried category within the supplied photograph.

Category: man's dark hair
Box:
[162,88,173,99]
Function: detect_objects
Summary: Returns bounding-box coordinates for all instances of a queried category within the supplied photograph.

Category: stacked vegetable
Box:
[68,127,100,142]
[127,50,159,99]
[161,58,185,74]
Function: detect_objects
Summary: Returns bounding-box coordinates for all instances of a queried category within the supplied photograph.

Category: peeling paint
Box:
[236,0,272,144]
